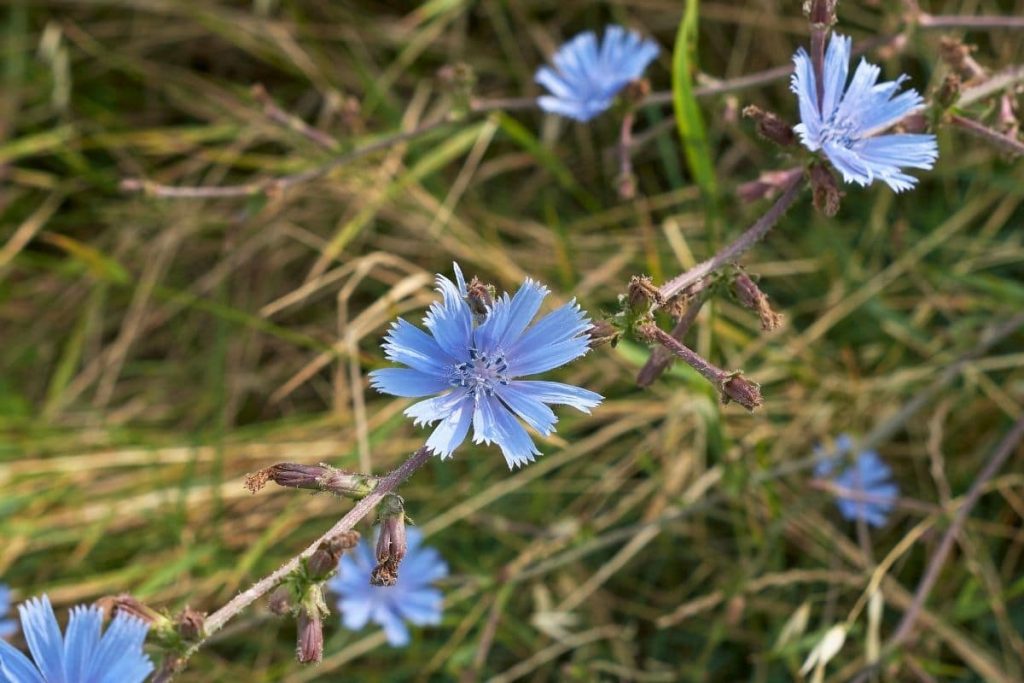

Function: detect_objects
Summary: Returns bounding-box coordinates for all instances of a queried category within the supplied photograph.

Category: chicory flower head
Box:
[328,528,447,647]
[0,595,153,683]
[369,263,602,469]
[791,33,938,192]
[0,586,14,639]
[815,434,899,527]
[535,25,659,122]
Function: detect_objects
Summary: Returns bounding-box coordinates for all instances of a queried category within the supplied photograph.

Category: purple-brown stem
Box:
[171,446,433,679]
[807,0,837,111]
[636,295,706,388]
[638,322,762,410]
[948,114,1024,157]
[251,84,340,151]
[657,174,804,307]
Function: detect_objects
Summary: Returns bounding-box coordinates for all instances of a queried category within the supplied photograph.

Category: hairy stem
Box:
[638,322,762,410]
[948,114,1024,157]
[656,174,804,307]
[172,446,433,677]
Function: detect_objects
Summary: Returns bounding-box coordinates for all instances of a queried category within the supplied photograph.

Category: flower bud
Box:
[176,606,205,642]
[936,74,961,110]
[296,585,329,664]
[96,594,166,626]
[375,494,407,568]
[809,162,841,217]
[621,78,651,106]
[245,463,378,498]
[307,531,360,581]
[804,0,837,27]
[737,168,802,203]
[721,373,763,411]
[296,609,324,664]
[627,275,662,311]
[733,272,782,331]
[466,276,494,321]
[743,105,796,147]
[586,320,619,349]
[269,586,293,616]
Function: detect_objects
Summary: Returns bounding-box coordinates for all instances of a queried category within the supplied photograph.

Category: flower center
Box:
[821,113,860,148]
[449,348,510,397]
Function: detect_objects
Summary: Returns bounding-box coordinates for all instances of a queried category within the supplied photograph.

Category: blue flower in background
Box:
[791,33,938,192]
[369,263,602,469]
[815,435,899,527]
[535,25,659,122]
[0,586,15,639]
[328,528,447,647]
[0,595,153,683]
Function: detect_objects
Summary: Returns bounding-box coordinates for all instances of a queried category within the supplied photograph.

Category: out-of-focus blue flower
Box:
[535,25,659,122]
[815,435,898,527]
[0,586,15,639]
[791,33,938,192]
[369,263,602,469]
[328,528,447,647]
[0,595,153,683]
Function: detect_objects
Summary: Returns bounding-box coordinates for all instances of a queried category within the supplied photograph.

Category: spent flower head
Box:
[815,435,899,527]
[327,528,447,647]
[535,25,659,122]
[369,263,602,469]
[0,595,153,683]
[0,586,14,640]
[791,33,938,192]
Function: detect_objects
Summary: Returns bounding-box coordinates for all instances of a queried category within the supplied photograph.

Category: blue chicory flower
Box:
[0,595,153,683]
[815,435,899,527]
[328,528,447,647]
[369,263,602,469]
[535,25,659,122]
[0,586,15,639]
[791,33,938,192]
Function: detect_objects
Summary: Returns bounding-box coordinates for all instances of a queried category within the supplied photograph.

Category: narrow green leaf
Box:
[672,0,719,234]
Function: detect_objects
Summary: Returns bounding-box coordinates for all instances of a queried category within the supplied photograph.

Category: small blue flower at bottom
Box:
[535,25,659,122]
[0,595,153,683]
[0,585,15,639]
[791,33,938,192]
[328,528,447,647]
[815,435,899,527]
[369,263,603,469]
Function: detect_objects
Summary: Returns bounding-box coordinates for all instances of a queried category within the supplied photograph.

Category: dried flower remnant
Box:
[815,435,899,527]
[369,263,602,469]
[0,595,153,683]
[535,25,659,122]
[327,528,447,647]
[791,34,938,192]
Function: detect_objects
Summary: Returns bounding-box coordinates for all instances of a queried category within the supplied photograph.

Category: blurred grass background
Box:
[1,0,1023,681]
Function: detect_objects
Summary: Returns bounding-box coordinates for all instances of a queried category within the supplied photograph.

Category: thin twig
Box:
[948,114,1024,157]
[638,322,762,410]
[636,293,706,387]
[172,446,433,678]
[890,417,1024,645]
[121,120,453,199]
[656,174,804,307]
[918,14,1024,29]
[251,83,340,151]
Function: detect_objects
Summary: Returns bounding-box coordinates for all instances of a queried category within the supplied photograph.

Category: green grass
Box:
[1,1,1024,681]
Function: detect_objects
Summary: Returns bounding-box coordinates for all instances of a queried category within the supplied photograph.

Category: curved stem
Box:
[172,446,433,677]
[656,174,805,307]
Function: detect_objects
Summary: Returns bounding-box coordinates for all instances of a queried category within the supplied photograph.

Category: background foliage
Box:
[1,0,1023,681]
